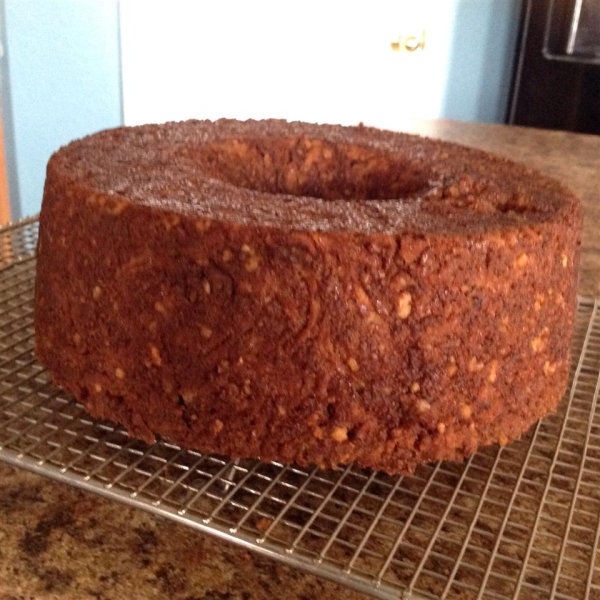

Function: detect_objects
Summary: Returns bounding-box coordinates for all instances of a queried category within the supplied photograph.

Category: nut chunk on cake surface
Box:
[34,119,581,474]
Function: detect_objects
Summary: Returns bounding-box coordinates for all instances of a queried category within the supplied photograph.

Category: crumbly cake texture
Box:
[34,119,582,474]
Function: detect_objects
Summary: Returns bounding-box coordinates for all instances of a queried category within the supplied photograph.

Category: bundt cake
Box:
[34,119,582,474]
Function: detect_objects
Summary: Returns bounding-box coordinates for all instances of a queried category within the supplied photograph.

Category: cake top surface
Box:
[48,119,580,236]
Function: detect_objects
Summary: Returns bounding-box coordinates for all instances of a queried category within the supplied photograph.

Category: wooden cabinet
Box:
[0,114,10,224]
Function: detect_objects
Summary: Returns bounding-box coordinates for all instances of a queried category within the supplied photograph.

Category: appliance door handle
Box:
[566,0,585,55]
[566,0,600,57]
[543,0,600,64]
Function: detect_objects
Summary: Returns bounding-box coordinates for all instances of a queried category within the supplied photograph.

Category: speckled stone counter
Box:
[1,120,598,600]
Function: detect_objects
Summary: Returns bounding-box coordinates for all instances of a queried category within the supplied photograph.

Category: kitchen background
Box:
[0,0,598,221]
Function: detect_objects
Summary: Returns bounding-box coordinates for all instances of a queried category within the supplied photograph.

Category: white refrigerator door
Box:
[119,0,457,130]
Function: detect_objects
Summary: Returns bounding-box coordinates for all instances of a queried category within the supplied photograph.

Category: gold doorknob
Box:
[391,30,426,53]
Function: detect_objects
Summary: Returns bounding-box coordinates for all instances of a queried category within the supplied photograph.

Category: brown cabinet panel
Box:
[0,114,10,224]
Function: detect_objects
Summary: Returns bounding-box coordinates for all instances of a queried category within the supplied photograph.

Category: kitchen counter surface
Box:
[1,120,599,600]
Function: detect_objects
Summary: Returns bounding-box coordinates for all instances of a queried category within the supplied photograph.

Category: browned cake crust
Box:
[34,119,582,474]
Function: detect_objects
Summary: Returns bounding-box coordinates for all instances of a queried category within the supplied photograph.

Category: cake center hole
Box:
[192,137,429,201]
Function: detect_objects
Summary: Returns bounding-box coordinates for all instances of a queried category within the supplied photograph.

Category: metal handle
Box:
[543,0,600,65]
[567,0,585,55]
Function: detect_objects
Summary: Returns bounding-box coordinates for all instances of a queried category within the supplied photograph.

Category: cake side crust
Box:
[34,120,582,474]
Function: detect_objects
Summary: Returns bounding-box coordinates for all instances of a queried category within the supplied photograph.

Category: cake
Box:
[34,119,582,474]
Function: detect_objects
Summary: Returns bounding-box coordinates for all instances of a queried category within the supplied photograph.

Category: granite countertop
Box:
[1,120,599,600]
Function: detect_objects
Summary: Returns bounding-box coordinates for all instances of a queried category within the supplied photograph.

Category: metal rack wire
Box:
[0,217,599,600]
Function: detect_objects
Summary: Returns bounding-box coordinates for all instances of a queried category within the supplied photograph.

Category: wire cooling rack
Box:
[0,217,599,600]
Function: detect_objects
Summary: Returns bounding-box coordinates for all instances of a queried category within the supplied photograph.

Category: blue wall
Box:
[444,0,522,123]
[3,0,122,218]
